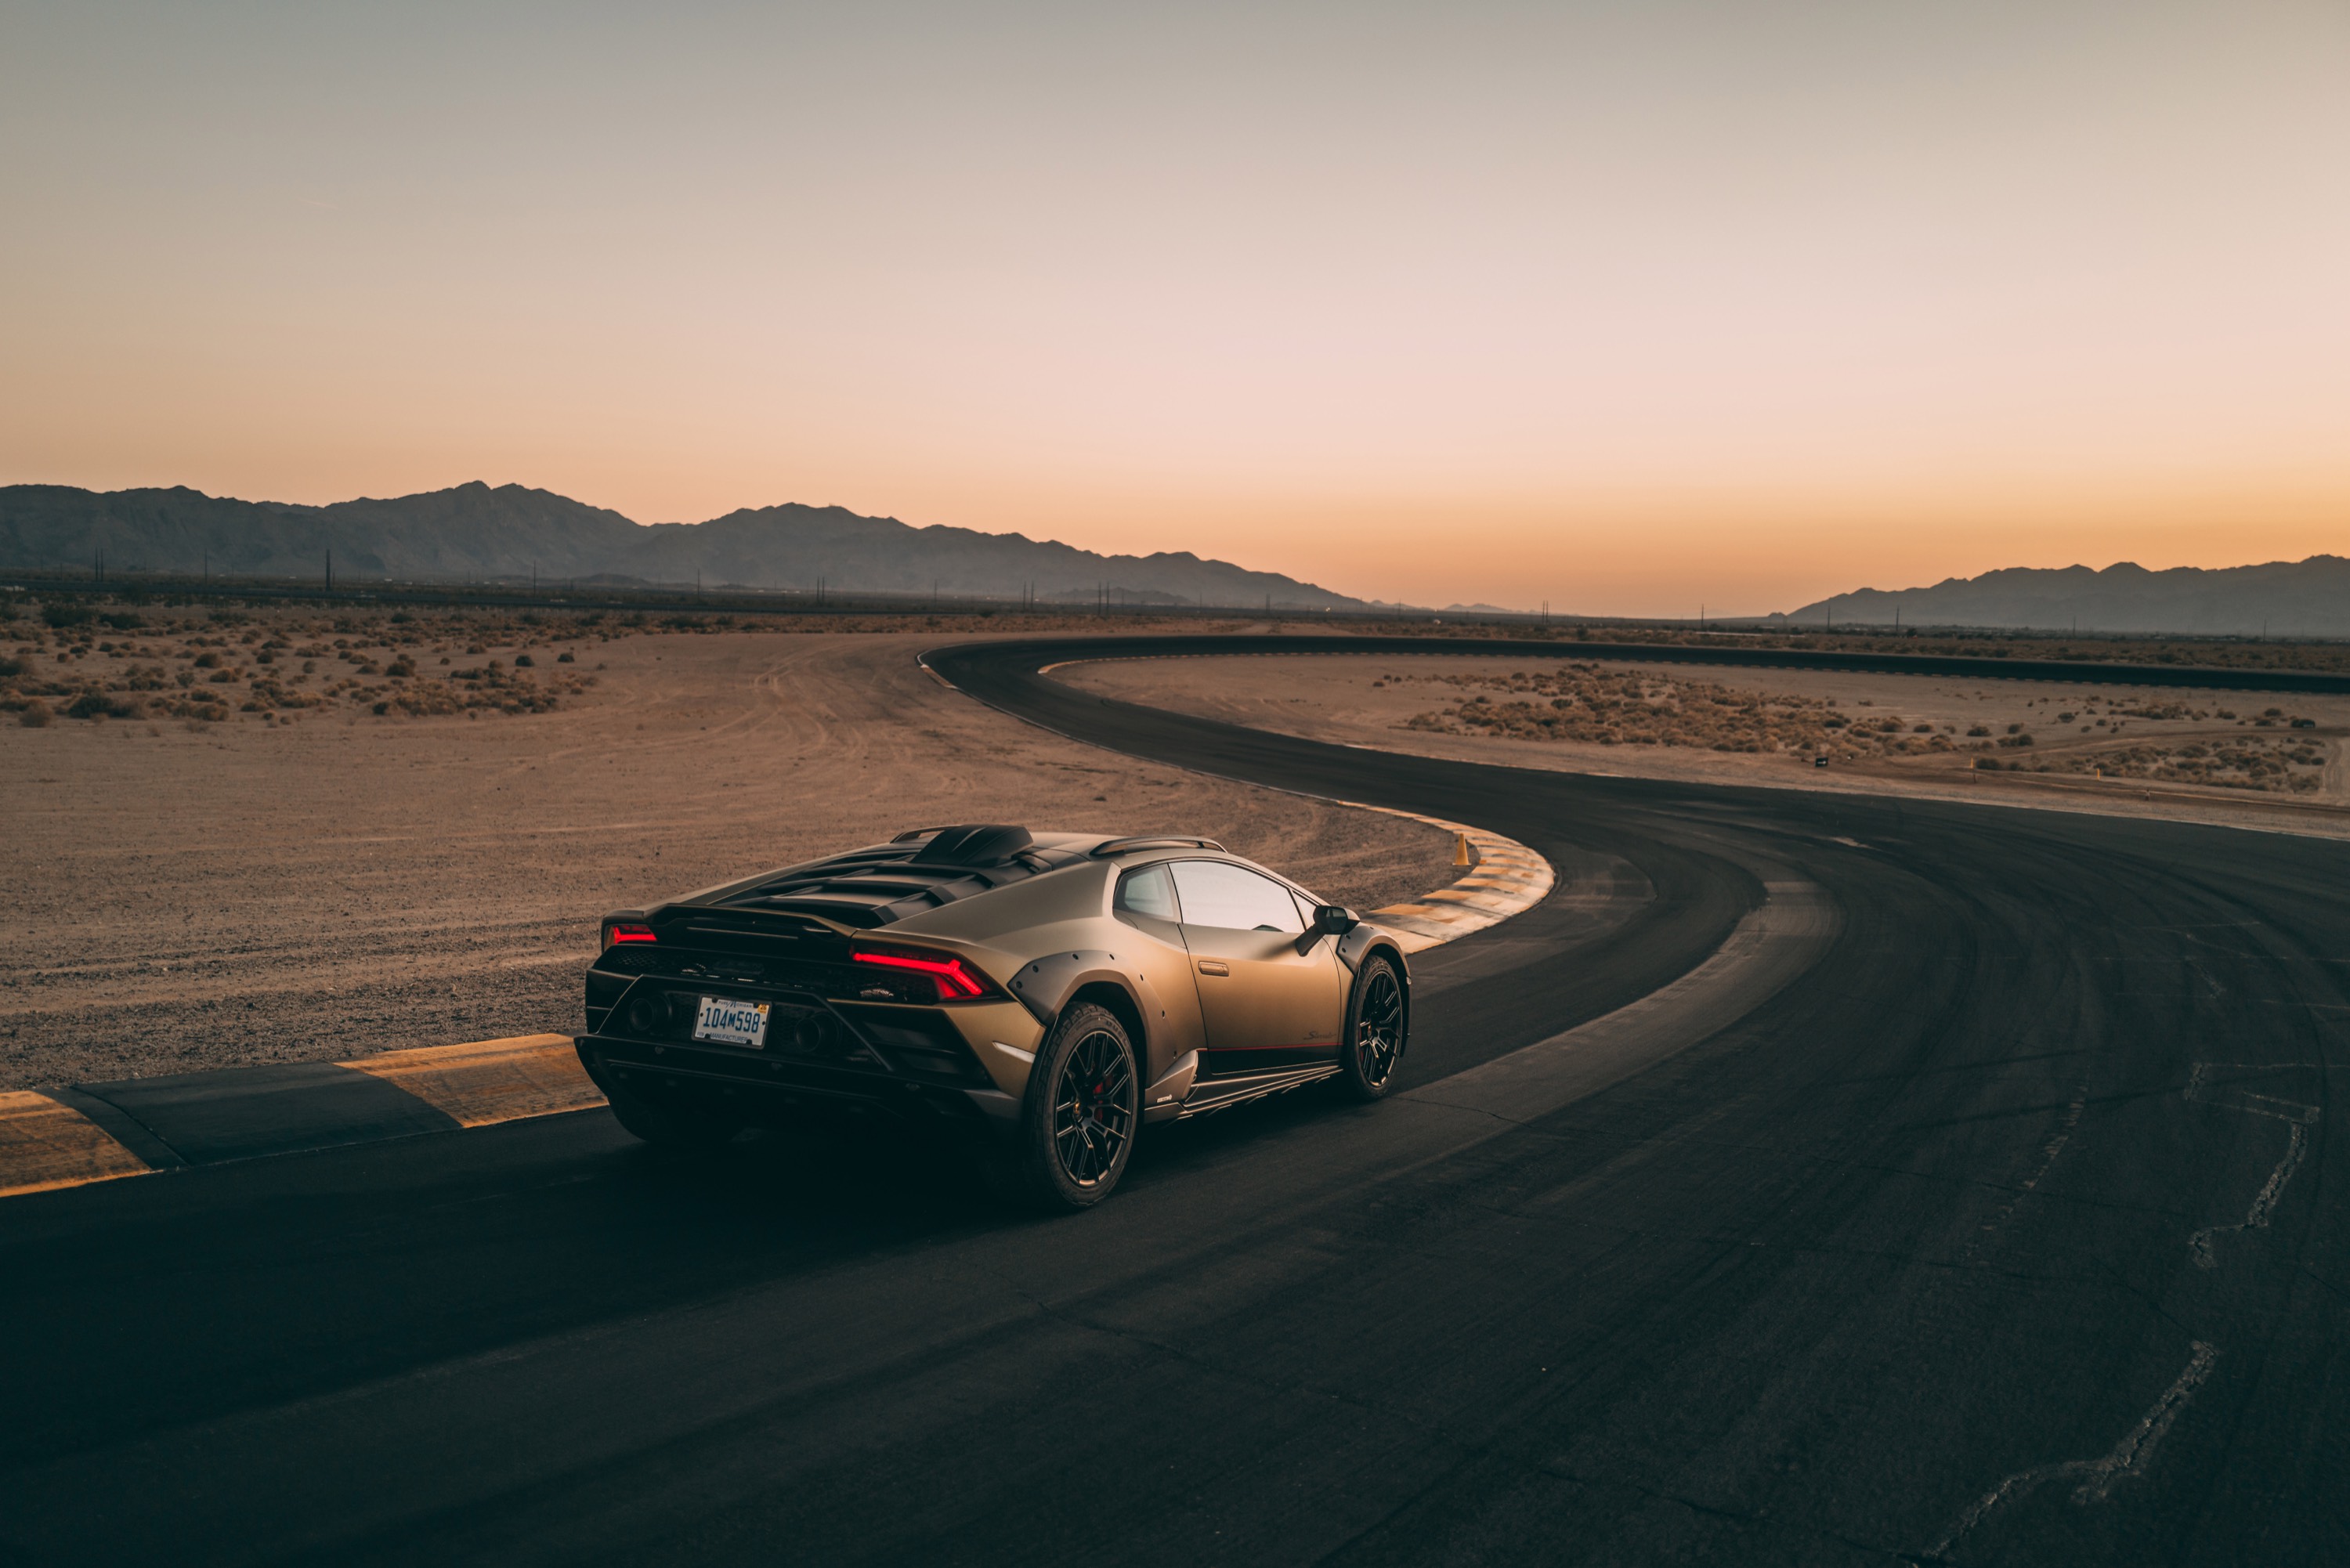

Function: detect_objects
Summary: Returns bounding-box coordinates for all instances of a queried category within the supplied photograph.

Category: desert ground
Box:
[0,619,1449,1089]
[1059,649,2350,837]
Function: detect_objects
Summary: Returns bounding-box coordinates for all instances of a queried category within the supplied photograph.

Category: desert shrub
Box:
[0,656,19,679]
[556,651,574,663]
[42,605,93,628]
[20,699,53,727]
[512,653,533,667]
[101,611,143,630]
[63,691,143,720]
[1965,724,1991,737]
[193,650,222,668]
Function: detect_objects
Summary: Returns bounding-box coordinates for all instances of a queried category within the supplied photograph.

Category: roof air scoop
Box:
[909,823,1034,867]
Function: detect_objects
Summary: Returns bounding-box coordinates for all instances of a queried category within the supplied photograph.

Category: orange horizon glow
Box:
[3,3,2345,617]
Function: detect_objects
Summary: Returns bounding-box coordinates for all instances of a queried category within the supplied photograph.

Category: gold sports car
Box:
[577,824,1411,1209]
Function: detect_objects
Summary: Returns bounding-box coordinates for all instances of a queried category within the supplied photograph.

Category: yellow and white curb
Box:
[341,1032,604,1127]
[1,1034,605,1201]
[1351,804,1555,953]
[0,1091,155,1199]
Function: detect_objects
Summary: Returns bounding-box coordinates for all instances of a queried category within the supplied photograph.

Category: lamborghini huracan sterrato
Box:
[576,824,1411,1209]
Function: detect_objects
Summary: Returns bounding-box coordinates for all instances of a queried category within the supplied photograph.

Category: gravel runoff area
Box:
[0,628,1451,1091]
[1059,649,2350,839]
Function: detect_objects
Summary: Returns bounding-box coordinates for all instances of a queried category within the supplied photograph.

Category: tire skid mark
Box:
[1923,1341,2218,1561]
[2184,1062,2323,1269]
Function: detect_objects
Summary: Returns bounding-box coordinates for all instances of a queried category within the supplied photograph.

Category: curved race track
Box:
[2,635,2345,1566]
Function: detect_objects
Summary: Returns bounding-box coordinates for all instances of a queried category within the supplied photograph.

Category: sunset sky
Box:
[4,2,2345,615]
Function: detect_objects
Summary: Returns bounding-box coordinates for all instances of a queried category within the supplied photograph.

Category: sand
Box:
[0,630,1448,1090]
[1059,650,2350,838]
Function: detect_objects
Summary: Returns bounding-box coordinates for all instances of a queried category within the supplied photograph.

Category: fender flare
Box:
[1006,948,1155,1039]
[1335,921,1408,983]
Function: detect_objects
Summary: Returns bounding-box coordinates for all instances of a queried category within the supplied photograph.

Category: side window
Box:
[1113,864,1181,923]
[1170,861,1305,934]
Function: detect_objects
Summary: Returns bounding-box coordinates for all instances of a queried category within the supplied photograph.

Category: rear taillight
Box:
[850,946,1000,1002]
[603,921,656,948]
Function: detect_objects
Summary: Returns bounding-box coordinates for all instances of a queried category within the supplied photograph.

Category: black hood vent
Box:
[707,826,1058,929]
[910,824,1033,866]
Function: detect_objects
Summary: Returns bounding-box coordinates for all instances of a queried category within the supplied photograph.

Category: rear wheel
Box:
[602,1078,741,1151]
[1339,953,1406,1100]
[996,1002,1139,1211]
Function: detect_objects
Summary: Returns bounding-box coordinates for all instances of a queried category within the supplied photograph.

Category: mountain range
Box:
[1781,557,2350,638]
[0,482,1368,610]
[9,480,2345,634]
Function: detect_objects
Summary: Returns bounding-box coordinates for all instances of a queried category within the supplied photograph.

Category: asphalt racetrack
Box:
[4,635,2346,1565]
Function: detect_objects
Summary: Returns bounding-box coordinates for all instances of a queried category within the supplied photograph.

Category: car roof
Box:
[689,824,1251,931]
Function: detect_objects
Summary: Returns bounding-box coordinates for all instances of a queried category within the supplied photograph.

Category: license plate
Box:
[692,995,770,1048]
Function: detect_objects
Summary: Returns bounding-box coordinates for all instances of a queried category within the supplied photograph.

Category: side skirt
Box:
[1173,1062,1343,1120]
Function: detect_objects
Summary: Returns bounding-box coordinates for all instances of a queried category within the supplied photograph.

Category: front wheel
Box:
[995,1002,1140,1212]
[1339,953,1407,1100]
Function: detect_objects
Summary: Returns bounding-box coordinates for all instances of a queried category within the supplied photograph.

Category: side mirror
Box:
[1297,905,1356,955]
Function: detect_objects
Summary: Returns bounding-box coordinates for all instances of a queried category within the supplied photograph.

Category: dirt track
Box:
[1059,649,2350,838]
[0,632,1447,1089]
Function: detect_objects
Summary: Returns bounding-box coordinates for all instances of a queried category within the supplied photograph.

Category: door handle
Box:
[1195,959,1230,977]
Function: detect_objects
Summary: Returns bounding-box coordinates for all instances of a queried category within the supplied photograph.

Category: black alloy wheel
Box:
[1340,953,1406,1100]
[999,1001,1140,1211]
[1053,1026,1136,1187]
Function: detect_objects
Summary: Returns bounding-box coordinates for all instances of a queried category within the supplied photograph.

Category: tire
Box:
[996,1002,1140,1212]
[1339,952,1407,1101]
[602,1078,742,1151]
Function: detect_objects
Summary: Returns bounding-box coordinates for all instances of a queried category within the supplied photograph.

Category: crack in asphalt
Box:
[1922,1341,2218,1563]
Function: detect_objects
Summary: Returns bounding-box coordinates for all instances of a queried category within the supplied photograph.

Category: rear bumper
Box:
[576,1033,1021,1140]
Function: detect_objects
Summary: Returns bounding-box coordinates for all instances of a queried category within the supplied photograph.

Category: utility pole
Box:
[326,549,333,592]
